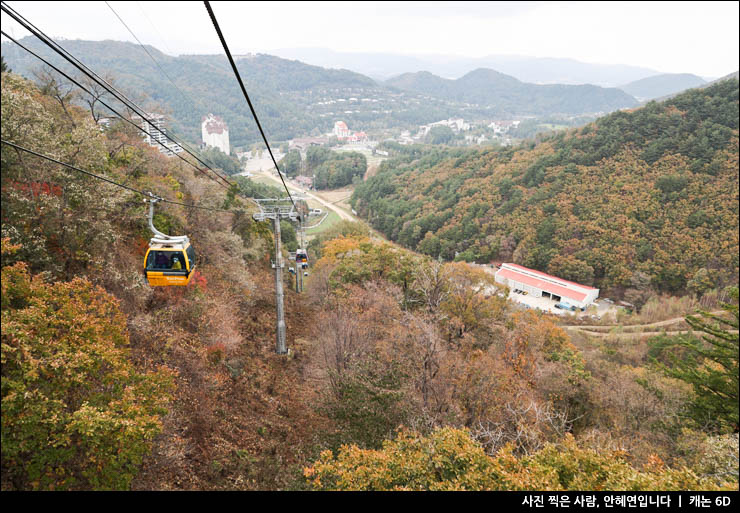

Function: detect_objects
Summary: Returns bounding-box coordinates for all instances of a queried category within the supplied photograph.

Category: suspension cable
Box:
[203,1,297,210]
[1,1,234,190]
[1,139,234,213]
[0,30,237,192]
[104,0,225,174]
[104,1,196,111]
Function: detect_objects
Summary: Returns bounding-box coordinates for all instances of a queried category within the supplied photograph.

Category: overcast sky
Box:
[1,1,738,78]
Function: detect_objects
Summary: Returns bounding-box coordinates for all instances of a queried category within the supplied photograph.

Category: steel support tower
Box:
[252,198,302,355]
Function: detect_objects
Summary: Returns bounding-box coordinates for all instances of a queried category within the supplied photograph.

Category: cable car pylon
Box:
[252,198,302,355]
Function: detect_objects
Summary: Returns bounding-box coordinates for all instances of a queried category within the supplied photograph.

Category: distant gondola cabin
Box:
[144,239,196,286]
[296,249,308,264]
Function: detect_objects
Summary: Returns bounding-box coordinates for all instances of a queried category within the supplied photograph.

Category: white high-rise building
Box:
[131,113,183,157]
[201,113,230,155]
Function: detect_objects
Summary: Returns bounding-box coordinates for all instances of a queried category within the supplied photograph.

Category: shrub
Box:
[1,242,175,490]
[304,427,732,491]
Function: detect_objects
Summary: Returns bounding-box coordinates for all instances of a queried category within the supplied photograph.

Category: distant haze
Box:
[1,1,737,80]
[270,48,664,86]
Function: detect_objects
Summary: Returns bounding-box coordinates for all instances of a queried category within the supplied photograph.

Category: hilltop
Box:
[273,47,663,85]
[386,68,639,116]
[619,73,707,101]
[653,71,740,102]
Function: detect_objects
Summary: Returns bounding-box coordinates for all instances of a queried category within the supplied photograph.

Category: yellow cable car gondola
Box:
[142,194,196,286]
[296,248,308,269]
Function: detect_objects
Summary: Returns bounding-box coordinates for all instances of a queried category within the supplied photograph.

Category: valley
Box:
[1,2,737,493]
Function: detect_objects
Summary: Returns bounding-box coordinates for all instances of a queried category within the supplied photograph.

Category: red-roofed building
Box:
[349,131,368,142]
[494,263,599,309]
[333,121,350,138]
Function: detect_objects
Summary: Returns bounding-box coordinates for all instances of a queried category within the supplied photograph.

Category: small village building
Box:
[494,263,599,309]
[333,121,351,138]
[290,137,326,152]
[295,175,313,189]
[347,131,368,143]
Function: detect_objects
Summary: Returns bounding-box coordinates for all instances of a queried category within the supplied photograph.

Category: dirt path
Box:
[563,310,725,331]
[564,310,731,340]
[572,329,739,340]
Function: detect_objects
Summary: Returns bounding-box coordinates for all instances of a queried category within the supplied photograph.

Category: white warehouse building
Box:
[494,263,599,309]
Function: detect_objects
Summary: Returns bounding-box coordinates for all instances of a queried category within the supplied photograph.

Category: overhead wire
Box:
[3,1,266,214]
[136,1,178,57]
[104,1,282,217]
[1,139,234,213]
[0,29,231,191]
[1,34,264,216]
[104,1,229,176]
[202,1,297,210]
[104,1,195,110]
[0,1,234,190]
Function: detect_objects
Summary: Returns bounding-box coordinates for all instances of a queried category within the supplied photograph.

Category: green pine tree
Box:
[650,287,739,433]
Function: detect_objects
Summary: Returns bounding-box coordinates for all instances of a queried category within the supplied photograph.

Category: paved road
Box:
[246,169,357,222]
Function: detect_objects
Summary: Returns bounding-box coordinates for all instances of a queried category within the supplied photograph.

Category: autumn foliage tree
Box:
[352,79,739,296]
[308,236,593,458]
[1,240,175,490]
[304,427,729,491]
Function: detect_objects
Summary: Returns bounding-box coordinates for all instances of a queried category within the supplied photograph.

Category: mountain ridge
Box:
[619,73,707,101]
[271,47,664,85]
[386,68,639,116]
[3,37,640,146]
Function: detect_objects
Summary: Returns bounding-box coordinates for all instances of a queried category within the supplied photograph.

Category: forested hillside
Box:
[619,73,707,101]
[3,38,642,149]
[386,68,639,115]
[352,79,739,298]
[1,38,485,147]
[1,71,737,491]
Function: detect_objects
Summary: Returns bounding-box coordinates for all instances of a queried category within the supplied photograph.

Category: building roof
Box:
[202,114,228,135]
[334,121,348,129]
[505,263,598,290]
[496,262,599,303]
[291,137,326,146]
[497,268,587,302]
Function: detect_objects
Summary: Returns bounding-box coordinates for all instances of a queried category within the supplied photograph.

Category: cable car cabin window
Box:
[186,245,196,268]
[146,250,188,272]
